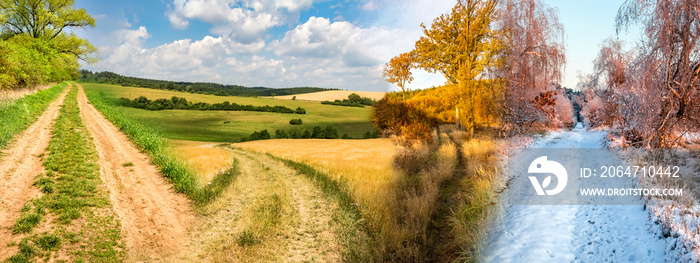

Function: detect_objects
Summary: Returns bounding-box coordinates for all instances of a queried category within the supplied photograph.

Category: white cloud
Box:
[165,0,314,44]
[85,1,450,91]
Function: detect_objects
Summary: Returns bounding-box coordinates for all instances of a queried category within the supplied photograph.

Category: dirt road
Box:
[0,86,70,258]
[76,84,194,260]
[185,147,341,262]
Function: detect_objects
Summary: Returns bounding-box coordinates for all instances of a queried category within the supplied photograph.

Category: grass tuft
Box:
[13,213,42,234]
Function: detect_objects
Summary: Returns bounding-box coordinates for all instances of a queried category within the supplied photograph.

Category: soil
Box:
[76,84,195,261]
[0,86,70,259]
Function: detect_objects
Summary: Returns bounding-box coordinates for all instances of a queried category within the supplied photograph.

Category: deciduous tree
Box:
[498,0,566,132]
[0,0,97,62]
[413,0,500,136]
[383,52,414,101]
[615,0,700,147]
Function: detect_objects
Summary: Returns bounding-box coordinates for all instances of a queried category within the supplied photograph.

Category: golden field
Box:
[168,139,235,185]
[234,139,400,206]
[275,90,386,101]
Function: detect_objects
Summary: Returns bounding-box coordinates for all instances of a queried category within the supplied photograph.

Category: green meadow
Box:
[80,83,375,142]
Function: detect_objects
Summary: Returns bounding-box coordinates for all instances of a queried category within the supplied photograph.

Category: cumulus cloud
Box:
[165,0,314,44]
[85,1,449,91]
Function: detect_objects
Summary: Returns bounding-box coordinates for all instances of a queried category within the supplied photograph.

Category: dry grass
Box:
[235,138,462,261]
[182,149,341,262]
[275,90,386,101]
[168,140,234,185]
[234,139,400,215]
[0,83,54,106]
[452,138,501,262]
[391,141,458,260]
[235,139,402,256]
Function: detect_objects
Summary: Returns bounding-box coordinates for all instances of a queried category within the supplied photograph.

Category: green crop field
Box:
[81,83,375,142]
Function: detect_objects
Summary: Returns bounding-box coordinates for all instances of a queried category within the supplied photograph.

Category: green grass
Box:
[8,86,124,263]
[196,159,241,205]
[83,84,238,207]
[80,83,374,142]
[266,153,376,262]
[0,82,68,150]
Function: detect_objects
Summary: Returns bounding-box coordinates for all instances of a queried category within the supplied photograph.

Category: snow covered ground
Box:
[484,123,667,262]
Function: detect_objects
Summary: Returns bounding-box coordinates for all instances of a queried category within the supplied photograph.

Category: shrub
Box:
[372,97,438,142]
[324,126,339,139]
[289,118,303,125]
[275,129,288,139]
[295,107,306,114]
[363,130,380,139]
[342,133,350,139]
[289,128,302,139]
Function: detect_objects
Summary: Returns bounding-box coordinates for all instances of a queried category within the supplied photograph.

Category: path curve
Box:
[0,86,70,258]
[185,147,341,262]
[76,84,194,260]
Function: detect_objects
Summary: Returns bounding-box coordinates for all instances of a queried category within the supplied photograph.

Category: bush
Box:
[295,107,306,114]
[363,130,380,139]
[275,129,288,138]
[342,133,350,139]
[289,118,303,125]
[288,128,302,139]
[372,97,438,142]
[320,93,376,107]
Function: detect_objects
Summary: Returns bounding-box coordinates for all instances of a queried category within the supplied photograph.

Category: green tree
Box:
[347,93,361,103]
[0,0,97,62]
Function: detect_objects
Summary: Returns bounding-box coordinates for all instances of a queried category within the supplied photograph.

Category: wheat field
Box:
[275,90,386,101]
[169,139,235,185]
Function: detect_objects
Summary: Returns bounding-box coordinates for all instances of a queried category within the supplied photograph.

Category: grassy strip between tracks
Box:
[7,86,123,263]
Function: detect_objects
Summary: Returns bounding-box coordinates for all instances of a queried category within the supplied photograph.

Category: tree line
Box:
[0,0,96,89]
[118,96,306,114]
[376,0,571,141]
[241,126,380,142]
[80,70,333,98]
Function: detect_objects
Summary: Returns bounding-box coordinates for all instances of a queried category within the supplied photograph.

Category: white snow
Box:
[484,123,666,262]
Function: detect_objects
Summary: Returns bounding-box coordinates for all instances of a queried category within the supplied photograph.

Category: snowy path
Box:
[484,124,665,262]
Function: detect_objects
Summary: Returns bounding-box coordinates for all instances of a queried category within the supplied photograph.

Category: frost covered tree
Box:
[613,0,700,147]
[497,0,566,132]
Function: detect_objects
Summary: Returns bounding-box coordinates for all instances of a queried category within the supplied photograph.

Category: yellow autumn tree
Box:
[412,0,501,137]
[382,52,414,102]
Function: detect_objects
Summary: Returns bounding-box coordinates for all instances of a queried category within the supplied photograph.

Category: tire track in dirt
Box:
[0,86,70,259]
[185,148,341,262]
[76,84,195,260]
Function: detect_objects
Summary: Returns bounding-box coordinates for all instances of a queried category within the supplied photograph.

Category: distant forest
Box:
[79,70,335,97]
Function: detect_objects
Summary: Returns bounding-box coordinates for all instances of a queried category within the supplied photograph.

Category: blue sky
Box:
[73,0,642,91]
